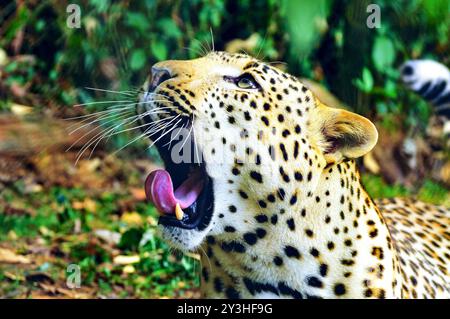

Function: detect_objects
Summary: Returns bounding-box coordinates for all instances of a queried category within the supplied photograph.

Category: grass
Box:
[0,182,199,298]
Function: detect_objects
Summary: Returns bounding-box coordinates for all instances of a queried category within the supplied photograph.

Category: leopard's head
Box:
[137,51,378,251]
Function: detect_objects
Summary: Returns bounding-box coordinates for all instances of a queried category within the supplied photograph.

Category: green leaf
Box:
[156,18,182,39]
[362,68,374,92]
[130,49,146,70]
[119,228,144,251]
[372,36,396,72]
[151,40,168,61]
[125,12,150,32]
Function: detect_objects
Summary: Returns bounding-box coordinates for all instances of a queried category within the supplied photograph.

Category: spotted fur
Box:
[139,52,450,299]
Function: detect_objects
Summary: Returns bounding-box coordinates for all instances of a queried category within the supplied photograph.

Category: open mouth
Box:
[144,117,214,230]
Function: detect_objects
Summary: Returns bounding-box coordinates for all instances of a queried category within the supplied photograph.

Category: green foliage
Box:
[362,174,448,206]
[1,0,448,136]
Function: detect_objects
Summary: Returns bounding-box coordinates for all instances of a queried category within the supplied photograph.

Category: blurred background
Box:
[0,0,448,298]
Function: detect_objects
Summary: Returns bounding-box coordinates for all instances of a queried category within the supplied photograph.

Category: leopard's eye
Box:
[224,73,260,90]
[237,76,256,89]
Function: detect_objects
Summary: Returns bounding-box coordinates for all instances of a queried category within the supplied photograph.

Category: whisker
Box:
[74,112,145,164]
[84,87,137,96]
[64,105,135,122]
[67,110,135,153]
[209,27,215,52]
[68,108,135,135]
[146,118,183,151]
[179,115,194,152]
[191,114,201,165]
[73,100,132,107]
[112,115,182,157]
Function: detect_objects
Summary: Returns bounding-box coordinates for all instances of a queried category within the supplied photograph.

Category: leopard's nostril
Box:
[148,67,173,92]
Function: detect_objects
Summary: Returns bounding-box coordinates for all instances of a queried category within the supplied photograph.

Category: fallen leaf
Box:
[72,198,97,212]
[3,271,25,281]
[113,255,140,265]
[130,187,146,201]
[0,248,31,264]
[94,229,121,245]
[11,103,33,116]
[121,212,143,225]
[122,265,135,274]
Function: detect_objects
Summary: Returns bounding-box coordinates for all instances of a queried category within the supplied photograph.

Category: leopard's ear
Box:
[310,101,378,164]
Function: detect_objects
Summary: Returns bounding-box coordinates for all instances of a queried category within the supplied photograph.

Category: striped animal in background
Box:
[401,59,450,119]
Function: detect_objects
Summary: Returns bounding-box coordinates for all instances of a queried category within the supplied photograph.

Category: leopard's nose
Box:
[148,67,173,92]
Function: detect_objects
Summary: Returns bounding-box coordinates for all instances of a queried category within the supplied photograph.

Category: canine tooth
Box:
[175,203,184,221]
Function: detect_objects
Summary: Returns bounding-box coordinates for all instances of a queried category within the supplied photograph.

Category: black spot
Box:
[270,214,278,225]
[273,256,283,266]
[250,171,263,183]
[225,287,241,299]
[301,209,307,217]
[307,276,323,288]
[319,264,328,277]
[305,229,314,237]
[277,114,284,122]
[289,194,297,205]
[224,226,236,233]
[279,143,288,161]
[293,141,299,158]
[243,277,279,296]
[255,215,268,223]
[310,248,319,257]
[221,241,246,253]
[202,268,209,282]
[243,233,258,245]
[334,283,346,296]
[287,218,295,231]
[239,190,248,199]
[229,205,237,213]
[277,188,286,200]
[294,172,303,181]
[278,282,303,299]
[214,278,224,293]
[258,200,267,208]
[256,228,267,238]
[284,246,301,258]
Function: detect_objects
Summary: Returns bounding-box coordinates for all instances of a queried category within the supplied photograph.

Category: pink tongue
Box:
[144,169,204,214]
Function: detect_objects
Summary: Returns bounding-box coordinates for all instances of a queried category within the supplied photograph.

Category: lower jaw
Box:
[158,175,214,231]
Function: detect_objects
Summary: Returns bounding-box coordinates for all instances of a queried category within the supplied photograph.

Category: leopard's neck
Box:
[200,160,401,298]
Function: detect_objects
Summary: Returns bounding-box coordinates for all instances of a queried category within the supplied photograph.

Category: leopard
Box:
[136,51,450,299]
